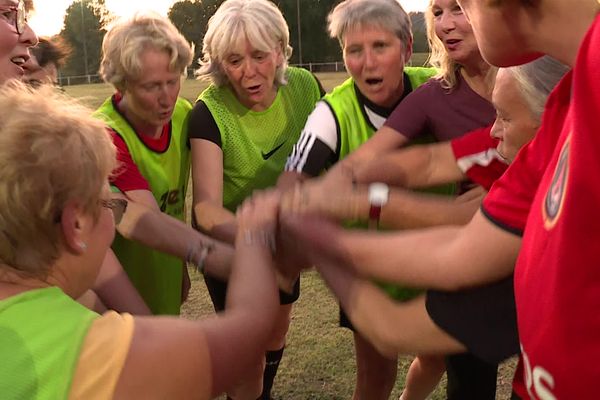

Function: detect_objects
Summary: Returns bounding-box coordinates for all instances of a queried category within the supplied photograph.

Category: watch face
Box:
[369,182,389,206]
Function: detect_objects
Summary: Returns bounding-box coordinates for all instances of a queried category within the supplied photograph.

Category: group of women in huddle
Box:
[0,0,598,399]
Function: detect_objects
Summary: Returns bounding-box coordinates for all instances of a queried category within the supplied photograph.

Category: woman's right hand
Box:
[237,189,281,242]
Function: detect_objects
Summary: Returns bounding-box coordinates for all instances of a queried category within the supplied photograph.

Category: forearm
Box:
[276,170,308,191]
[193,201,237,244]
[342,218,519,289]
[380,189,482,229]
[116,201,234,280]
[354,143,464,188]
[284,212,520,291]
[226,229,279,316]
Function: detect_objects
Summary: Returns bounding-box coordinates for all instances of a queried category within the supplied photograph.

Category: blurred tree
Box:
[410,12,430,53]
[59,0,110,77]
[168,0,225,71]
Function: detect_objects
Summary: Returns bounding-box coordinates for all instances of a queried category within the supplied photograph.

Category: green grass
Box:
[70,64,516,399]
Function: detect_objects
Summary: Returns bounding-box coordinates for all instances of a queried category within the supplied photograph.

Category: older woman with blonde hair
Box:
[188,0,323,398]
[0,82,282,399]
[94,12,234,316]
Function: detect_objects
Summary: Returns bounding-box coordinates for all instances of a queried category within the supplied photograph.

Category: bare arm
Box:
[114,196,234,281]
[282,182,485,230]
[191,138,237,244]
[91,249,151,315]
[281,210,521,291]
[114,192,281,399]
[354,142,465,188]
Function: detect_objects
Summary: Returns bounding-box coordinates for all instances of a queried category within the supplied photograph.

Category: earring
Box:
[79,242,87,251]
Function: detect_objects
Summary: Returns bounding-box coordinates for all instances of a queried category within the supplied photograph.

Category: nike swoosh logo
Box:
[261,142,286,160]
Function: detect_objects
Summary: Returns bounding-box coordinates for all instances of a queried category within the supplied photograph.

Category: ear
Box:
[404,36,414,63]
[60,201,88,255]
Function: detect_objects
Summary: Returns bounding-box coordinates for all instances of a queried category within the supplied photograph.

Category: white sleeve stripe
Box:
[286,130,317,171]
[456,148,507,173]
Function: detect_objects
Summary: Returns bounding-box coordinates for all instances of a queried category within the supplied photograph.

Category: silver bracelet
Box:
[186,240,215,274]
[243,229,276,252]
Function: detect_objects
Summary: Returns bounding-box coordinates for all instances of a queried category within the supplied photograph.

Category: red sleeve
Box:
[450,126,508,190]
[109,129,150,192]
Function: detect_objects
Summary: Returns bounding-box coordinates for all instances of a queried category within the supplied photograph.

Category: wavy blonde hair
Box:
[100,12,193,91]
[0,82,116,276]
[197,0,292,87]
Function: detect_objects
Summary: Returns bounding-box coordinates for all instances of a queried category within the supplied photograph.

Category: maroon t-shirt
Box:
[385,72,495,141]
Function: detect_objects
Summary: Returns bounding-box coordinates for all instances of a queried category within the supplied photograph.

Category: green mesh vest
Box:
[324,67,437,158]
[0,287,97,399]
[199,67,321,211]
[325,67,451,301]
[94,96,192,315]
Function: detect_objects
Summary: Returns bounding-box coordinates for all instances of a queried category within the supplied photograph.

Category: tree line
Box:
[56,0,429,77]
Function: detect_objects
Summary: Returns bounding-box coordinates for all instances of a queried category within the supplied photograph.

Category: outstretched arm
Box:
[281,210,520,291]
[282,182,485,230]
[114,191,281,399]
[114,196,234,281]
[353,141,465,188]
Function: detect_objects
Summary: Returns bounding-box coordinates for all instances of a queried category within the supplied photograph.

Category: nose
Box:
[20,23,38,47]
[490,118,503,140]
[364,48,377,70]
[241,58,257,77]
[440,11,456,33]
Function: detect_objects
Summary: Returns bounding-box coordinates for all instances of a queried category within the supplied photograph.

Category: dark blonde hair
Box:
[0,82,116,275]
[100,12,193,91]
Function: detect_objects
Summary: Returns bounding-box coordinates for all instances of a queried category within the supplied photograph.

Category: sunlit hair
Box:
[197,0,292,87]
[0,82,116,276]
[99,12,193,91]
[508,56,570,122]
[327,0,412,52]
[425,0,461,89]
[31,37,72,69]
[24,0,33,12]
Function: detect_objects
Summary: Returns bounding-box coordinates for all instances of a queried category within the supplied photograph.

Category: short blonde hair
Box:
[100,12,193,91]
[197,0,292,87]
[328,0,412,51]
[0,82,116,276]
[425,0,460,89]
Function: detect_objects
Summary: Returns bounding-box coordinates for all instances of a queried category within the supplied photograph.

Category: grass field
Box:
[68,67,516,399]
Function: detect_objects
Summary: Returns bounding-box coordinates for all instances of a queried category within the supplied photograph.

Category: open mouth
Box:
[365,78,383,86]
[246,84,262,94]
[11,56,27,68]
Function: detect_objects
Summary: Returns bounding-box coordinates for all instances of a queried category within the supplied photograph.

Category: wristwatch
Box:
[368,182,389,230]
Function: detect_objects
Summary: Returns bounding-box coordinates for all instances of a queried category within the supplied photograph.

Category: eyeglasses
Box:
[100,198,128,225]
[0,1,26,35]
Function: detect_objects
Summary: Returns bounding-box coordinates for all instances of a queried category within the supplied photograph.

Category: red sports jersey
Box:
[483,14,600,398]
[450,126,507,190]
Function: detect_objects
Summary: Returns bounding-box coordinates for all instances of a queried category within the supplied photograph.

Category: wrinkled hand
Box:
[236,189,281,236]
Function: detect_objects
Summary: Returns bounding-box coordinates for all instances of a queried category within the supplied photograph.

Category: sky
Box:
[29,0,429,37]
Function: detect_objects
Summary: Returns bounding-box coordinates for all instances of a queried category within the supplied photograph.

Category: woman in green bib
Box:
[94,13,237,316]
[188,1,323,398]
[0,83,283,400]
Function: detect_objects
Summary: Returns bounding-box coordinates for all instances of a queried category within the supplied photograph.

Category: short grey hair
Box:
[100,12,193,91]
[327,0,412,50]
[197,0,292,87]
[508,56,570,122]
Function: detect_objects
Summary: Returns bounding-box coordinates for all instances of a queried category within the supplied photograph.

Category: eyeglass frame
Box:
[100,198,128,225]
[0,1,26,35]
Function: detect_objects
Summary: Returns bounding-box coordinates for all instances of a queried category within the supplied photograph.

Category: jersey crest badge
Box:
[543,135,570,229]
